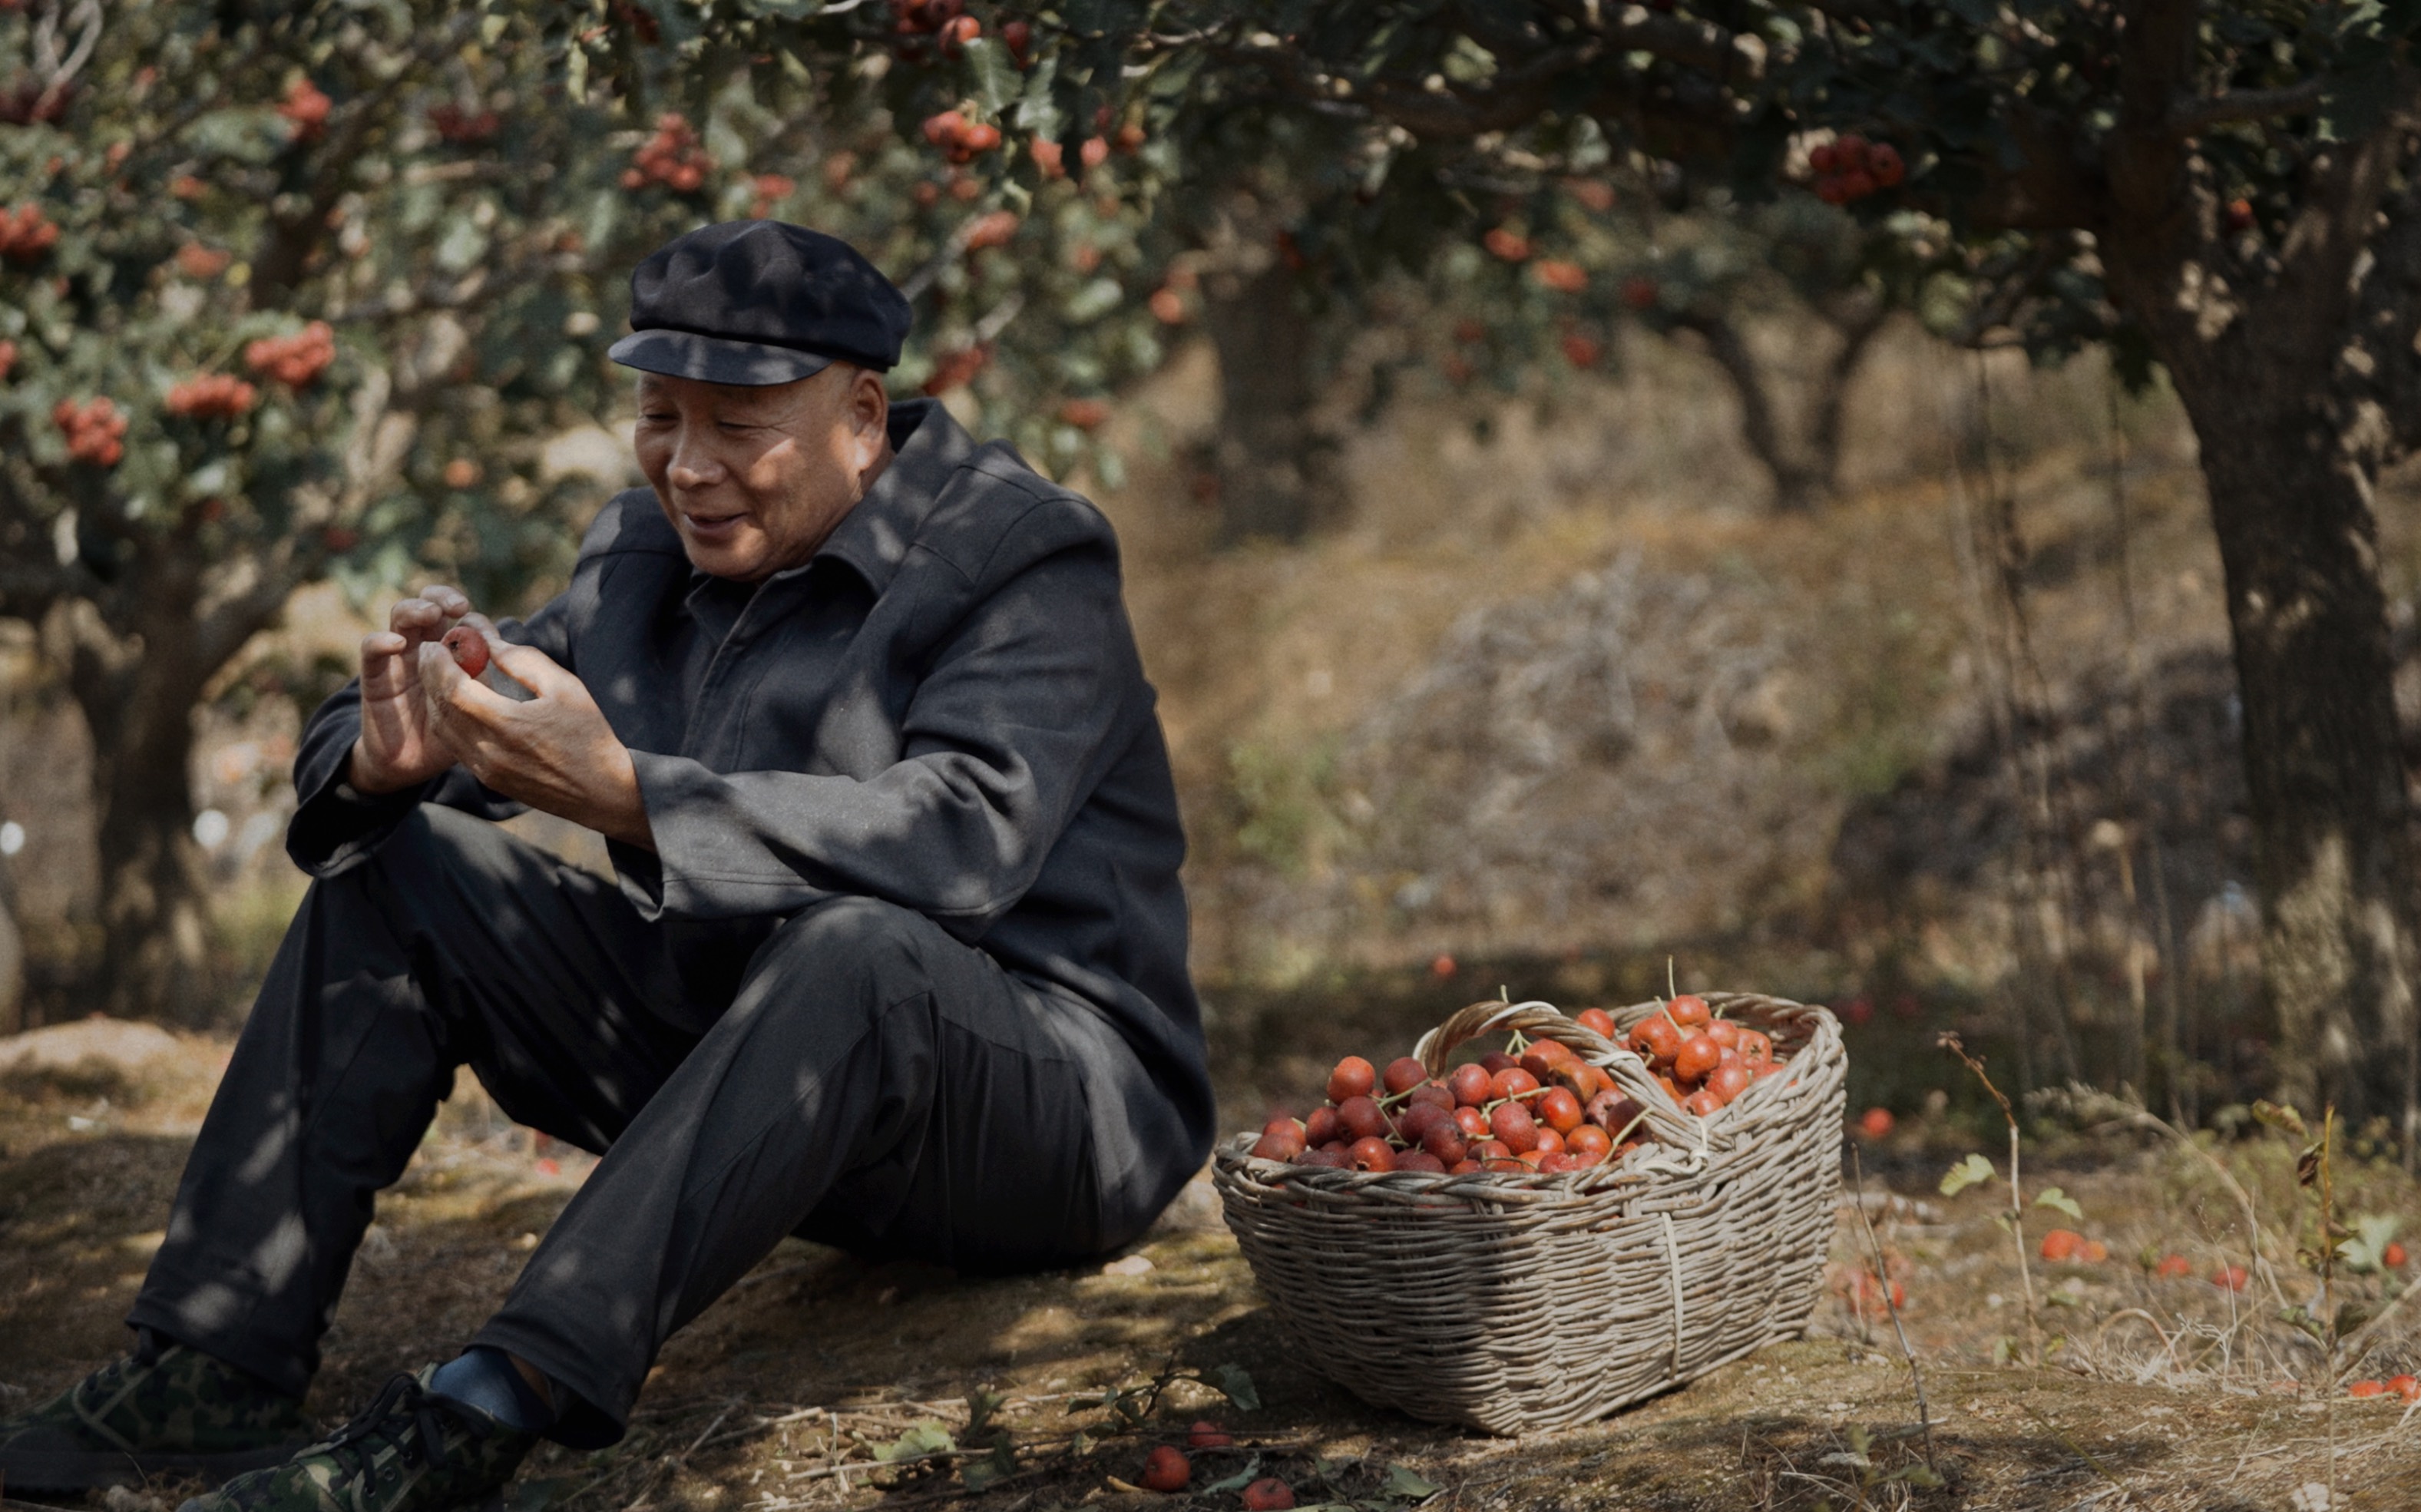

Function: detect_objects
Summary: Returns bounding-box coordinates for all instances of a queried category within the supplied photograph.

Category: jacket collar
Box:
[805,397,974,596]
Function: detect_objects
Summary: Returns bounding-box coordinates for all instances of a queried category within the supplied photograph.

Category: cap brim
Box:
[609,329,840,385]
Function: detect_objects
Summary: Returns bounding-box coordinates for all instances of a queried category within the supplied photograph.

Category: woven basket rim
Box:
[1223,991,1840,1197]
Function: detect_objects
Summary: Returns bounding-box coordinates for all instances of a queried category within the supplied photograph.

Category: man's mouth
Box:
[680,508,748,541]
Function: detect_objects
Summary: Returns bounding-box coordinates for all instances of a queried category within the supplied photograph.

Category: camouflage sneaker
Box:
[0,1332,310,1490]
[175,1367,535,1512]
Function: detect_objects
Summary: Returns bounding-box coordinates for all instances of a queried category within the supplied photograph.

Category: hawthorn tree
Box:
[0,0,1183,1022]
[666,0,2421,1129]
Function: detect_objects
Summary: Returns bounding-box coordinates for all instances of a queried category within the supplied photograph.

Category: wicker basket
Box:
[1211,994,1845,1434]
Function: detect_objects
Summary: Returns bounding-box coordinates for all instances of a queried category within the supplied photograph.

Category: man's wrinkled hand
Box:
[418,628,656,851]
[350,584,474,796]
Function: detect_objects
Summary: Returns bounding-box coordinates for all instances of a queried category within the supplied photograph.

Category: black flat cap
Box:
[609,221,911,385]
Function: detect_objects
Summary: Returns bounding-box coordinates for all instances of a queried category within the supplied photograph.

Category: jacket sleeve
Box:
[610,534,1145,938]
[283,592,576,876]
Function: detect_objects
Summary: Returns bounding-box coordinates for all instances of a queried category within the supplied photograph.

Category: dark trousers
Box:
[130,806,1195,1447]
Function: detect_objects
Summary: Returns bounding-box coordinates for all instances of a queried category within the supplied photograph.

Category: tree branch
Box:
[2168,76,2329,137]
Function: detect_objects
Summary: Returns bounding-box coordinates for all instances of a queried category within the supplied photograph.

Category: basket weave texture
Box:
[1212,994,1845,1434]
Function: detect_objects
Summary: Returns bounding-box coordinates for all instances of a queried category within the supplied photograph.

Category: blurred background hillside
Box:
[12,303,2405,1122]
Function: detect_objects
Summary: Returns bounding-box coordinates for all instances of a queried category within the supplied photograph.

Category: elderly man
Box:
[0,222,1212,1512]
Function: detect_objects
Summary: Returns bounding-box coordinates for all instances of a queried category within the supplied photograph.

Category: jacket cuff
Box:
[285,756,433,877]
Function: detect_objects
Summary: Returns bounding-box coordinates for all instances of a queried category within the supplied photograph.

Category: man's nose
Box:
[666,430,726,488]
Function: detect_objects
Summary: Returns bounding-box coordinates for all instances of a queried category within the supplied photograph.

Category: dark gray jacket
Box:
[288,400,1212,1150]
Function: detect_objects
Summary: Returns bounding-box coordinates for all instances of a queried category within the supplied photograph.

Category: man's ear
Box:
[845,365,889,460]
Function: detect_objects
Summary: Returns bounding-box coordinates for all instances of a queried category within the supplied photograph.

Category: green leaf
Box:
[1201,1457,1263,1494]
[966,38,1022,117]
[2033,1186,2083,1221]
[1381,1464,1440,1503]
[873,1423,957,1463]
[1939,1153,1994,1196]
[1212,1363,1261,1413]
[1891,1464,1946,1489]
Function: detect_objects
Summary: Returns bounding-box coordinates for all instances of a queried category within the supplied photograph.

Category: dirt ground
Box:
[8,1018,2421,1512]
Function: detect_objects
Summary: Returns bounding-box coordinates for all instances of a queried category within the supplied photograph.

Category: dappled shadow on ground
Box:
[15,1040,2421,1511]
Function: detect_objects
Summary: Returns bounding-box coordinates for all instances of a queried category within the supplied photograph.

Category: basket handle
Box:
[1412,999,1623,1077]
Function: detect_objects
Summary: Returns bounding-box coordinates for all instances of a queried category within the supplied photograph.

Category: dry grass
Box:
[11,1027,2421,1512]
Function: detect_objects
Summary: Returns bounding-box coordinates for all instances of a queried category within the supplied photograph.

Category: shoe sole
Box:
[4,1441,309,1493]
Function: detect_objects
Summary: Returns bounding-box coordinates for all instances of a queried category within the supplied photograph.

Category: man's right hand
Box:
[349,584,474,795]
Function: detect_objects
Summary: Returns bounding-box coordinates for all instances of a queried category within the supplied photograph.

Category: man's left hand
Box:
[418,624,656,851]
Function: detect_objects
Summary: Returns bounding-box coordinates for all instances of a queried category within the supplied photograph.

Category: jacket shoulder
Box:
[919,442,1118,585]
[577,488,683,559]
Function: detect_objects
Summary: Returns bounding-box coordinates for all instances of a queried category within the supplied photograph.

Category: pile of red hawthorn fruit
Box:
[1252,997,1788,1175]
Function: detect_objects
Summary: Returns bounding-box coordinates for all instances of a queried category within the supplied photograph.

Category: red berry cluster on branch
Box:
[747,174,795,219]
[428,104,501,144]
[244,321,336,389]
[0,339,16,382]
[53,397,127,468]
[1482,226,1530,262]
[1532,258,1587,293]
[1809,134,1903,205]
[0,203,59,263]
[174,243,232,280]
[921,110,1002,164]
[892,0,981,55]
[165,373,258,420]
[277,78,331,142]
[622,114,714,193]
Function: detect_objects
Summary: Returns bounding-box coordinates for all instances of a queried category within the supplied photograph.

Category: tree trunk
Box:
[58,582,220,1025]
[2177,381,2419,1133]
[1200,262,1337,544]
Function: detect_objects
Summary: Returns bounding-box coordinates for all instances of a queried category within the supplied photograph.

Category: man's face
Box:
[632,365,891,581]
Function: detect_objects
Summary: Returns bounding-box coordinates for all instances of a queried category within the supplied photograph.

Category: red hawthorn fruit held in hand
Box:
[1187,1421,1231,1449]
[1346,1136,1395,1173]
[1382,1056,1429,1096]
[444,625,492,679]
[1252,1117,1305,1161]
[1140,1445,1189,1492]
[1242,1477,1295,1511]
[1328,1056,1377,1103]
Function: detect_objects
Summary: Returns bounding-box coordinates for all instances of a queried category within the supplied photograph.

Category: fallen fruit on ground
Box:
[1242,1477,1295,1510]
[1186,1420,1231,1448]
[2213,1263,2250,1292]
[2155,1253,2191,1279]
[2350,1379,2389,1398]
[1140,1445,1189,1492]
